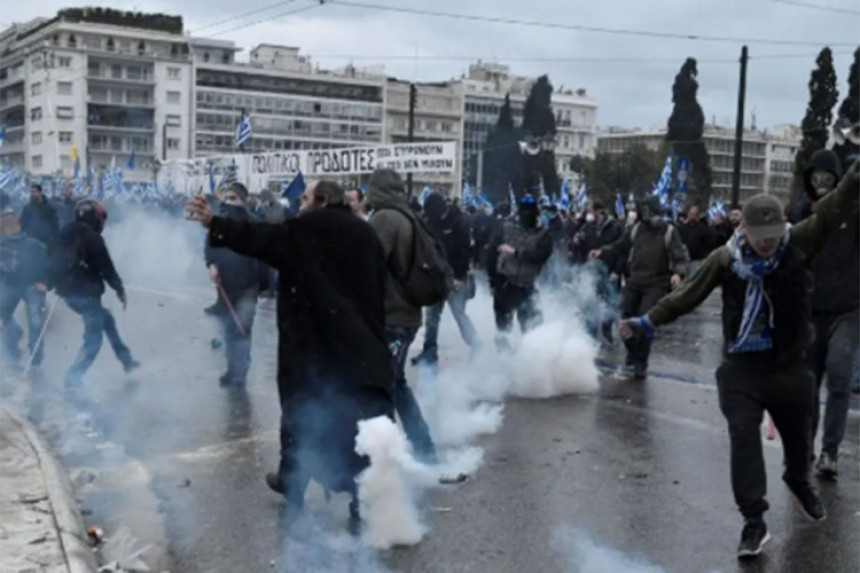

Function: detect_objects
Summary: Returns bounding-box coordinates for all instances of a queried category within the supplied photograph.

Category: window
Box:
[58,56,72,68]
[31,82,41,96]
[31,132,42,144]
[68,34,77,48]
[166,138,180,149]
[166,91,181,104]
[167,67,181,80]
[111,64,122,79]
[166,114,181,127]
[58,81,73,95]
[127,65,143,80]
[30,107,42,121]
[57,106,74,119]
[32,155,42,169]
[59,131,73,143]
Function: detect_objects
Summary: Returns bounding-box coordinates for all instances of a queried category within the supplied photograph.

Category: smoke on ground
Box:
[553,526,665,573]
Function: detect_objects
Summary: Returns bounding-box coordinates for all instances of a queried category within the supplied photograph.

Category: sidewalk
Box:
[0,406,97,573]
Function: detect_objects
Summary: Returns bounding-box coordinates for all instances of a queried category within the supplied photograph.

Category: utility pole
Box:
[476,150,484,191]
[730,45,748,209]
[407,83,416,197]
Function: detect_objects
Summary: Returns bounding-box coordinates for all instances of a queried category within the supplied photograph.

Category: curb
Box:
[2,406,98,573]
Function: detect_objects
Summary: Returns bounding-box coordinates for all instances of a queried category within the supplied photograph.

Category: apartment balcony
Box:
[87,104,155,132]
[87,70,156,86]
[0,94,25,110]
[87,94,155,109]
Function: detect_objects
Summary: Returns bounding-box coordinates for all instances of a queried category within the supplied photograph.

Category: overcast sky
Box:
[5,0,859,130]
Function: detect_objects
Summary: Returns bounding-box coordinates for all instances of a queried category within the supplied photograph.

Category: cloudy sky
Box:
[5,0,858,130]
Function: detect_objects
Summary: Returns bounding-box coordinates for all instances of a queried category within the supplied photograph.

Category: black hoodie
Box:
[424,194,471,280]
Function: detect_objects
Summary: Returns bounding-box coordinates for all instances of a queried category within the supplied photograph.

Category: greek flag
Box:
[419,185,432,206]
[0,125,5,149]
[652,153,673,206]
[104,156,123,197]
[235,112,252,149]
[0,166,15,190]
[615,193,625,218]
[75,175,84,196]
[676,156,690,196]
[462,183,474,207]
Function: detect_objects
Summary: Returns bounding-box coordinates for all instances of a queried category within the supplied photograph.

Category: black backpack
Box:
[384,207,452,307]
[46,233,85,292]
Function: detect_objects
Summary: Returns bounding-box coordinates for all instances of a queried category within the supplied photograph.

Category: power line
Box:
[189,0,298,34]
[327,0,857,47]
[767,0,860,15]
[206,2,325,38]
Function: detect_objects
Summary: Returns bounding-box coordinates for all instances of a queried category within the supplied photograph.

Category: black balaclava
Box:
[638,197,663,227]
[518,195,539,229]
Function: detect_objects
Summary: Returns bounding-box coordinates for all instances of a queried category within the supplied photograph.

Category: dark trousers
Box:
[64,296,132,385]
[716,360,816,520]
[385,326,437,461]
[219,289,257,383]
[493,281,542,334]
[620,283,667,371]
[0,286,46,365]
[810,309,859,457]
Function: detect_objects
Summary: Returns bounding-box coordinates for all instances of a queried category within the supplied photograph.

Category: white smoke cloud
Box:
[553,526,665,573]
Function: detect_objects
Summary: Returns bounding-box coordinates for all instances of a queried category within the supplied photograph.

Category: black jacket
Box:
[678,219,714,261]
[53,221,124,299]
[20,199,59,246]
[470,211,493,268]
[570,217,623,263]
[602,221,689,287]
[426,206,471,280]
[0,233,47,290]
[487,221,553,289]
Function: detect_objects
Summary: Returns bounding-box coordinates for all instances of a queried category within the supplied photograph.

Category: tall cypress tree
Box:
[521,75,560,198]
[666,58,711,203]
[482,94,523,205]
[796,47,840,171]
[832,47,860,171]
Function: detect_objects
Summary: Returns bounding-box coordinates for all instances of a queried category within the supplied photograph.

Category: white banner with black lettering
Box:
[160,141,457,193]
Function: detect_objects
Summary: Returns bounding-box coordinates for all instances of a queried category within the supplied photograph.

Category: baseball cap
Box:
[742,194,786,239]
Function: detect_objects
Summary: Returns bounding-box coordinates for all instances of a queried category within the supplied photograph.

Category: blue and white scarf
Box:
[725,230,788,353]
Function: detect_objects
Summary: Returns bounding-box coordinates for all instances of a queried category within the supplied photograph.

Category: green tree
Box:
[666,58,711,203]
[481,94,524,205]
[582,144,664,204]
[837,47,859,124]
[521,75,560,199]
[796,47,840,172]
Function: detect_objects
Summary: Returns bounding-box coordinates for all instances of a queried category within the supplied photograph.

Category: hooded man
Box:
[791,149,858,480]
[0,210,48,366]
[365,169,437,462]
[591,195,688,379]
[50,199,139,388]
[486,194,553,347]
[620,162,859,559]
[204,183,267,387]
[412,192,479,366]
[186,180,394,533]
[20,184,59,246]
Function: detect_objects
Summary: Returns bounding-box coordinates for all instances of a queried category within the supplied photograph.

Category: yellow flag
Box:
[69,143,78,162]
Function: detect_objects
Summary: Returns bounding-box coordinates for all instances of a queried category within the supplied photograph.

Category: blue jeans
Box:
[422,284,479,352]
[220,289,257,383]
[810,309,859,457]
[386,326,437,462]
[0,287,46,365]
[64,296,132,386]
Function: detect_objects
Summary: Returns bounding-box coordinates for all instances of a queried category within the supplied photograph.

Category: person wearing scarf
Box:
[619,161,859,560]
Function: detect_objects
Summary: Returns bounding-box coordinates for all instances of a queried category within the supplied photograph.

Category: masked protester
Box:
[204,183,266,387]
[620,162,859,559]
[486,194,553,349]
[790,150,858,480]
[20,184,59,246]
[186,180,394,535]
[590,196,688,379]
[0,210,48,366]
[50,199,139,388]
[412,193,479,366]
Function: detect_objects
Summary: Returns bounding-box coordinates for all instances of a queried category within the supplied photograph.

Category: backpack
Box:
[628,222,689,270]
[46,234,85,291]
[384,206,452,307]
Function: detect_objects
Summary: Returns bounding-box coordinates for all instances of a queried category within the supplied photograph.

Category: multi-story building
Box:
[597,124,800,203]
[0,10,195,182]
[192,43,386,161]
[459,61,598,188]
[764,124,802,204]
[383,78,463,194]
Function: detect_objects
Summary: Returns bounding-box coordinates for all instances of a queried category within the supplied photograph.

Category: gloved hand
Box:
[619,315,654,342]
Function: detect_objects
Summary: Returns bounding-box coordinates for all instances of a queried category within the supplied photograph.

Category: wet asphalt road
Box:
[1,265,858,573]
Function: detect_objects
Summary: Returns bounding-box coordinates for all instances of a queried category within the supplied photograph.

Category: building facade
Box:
[383,78,463,195]
[597,125,801,204]
[0,12,195,182]
[191,43,386,163]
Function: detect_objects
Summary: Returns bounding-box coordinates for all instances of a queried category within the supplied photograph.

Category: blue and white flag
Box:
[652,153,673,206]
[462,182,474,207]
[235,112,252,149]
[615,193,625,218]
[0,125,5,149]
[75,176,84,196]
[126,149,136,171]
[0,165,15,190]
[676,156,690,196]
[280,172,306,212]
[419,186,432,206]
